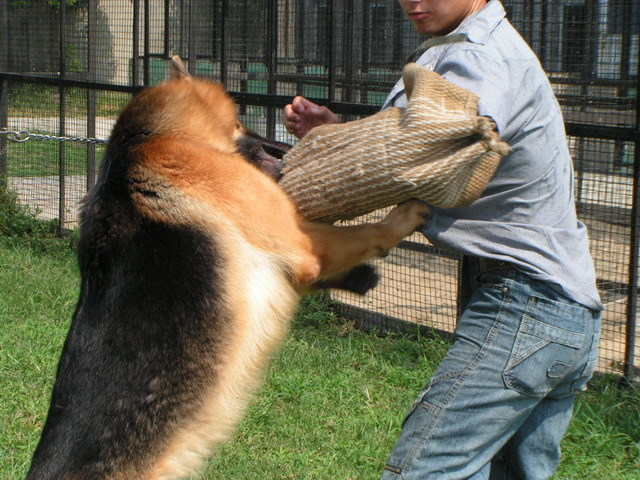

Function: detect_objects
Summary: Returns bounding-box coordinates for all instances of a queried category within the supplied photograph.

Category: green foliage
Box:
[10,1,87,9]
[0,182,53,237]
[64,44,83,73]
[47,0,86,8]
[0,182,77,254]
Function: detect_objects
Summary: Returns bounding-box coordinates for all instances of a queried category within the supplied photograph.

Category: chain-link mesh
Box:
[0,0,638,381]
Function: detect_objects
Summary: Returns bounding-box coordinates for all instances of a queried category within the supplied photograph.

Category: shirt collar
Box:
[451,0,507,45]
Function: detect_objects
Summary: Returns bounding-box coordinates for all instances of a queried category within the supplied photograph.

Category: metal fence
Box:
[0,0,638,383]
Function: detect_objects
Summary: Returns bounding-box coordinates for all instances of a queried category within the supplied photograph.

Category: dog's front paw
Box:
[383,199,431,237]
[312,264,379,295]
[339,264,379,295]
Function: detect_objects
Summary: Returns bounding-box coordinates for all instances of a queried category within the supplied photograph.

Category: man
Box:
[283,1,602,478]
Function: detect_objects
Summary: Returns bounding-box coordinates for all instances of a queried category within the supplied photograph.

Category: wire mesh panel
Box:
[2,78,123,229]
[573,137,639,375]
[332,234,461,339]
[0,0,638,380]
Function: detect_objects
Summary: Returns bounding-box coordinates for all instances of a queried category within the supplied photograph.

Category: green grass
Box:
[1,192,638,479]
[200,298,448,480]
[0,238,448,479]
[553,377,640,479]
[0,238,80,478]
[7,139,105,177]
[9,83,130,118]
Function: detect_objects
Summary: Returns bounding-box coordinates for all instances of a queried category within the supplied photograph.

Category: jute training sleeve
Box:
[279,63,510,223]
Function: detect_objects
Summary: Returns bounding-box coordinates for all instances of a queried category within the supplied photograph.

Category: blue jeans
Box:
[381,270,601,480]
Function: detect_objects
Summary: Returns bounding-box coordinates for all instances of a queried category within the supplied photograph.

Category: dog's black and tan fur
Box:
[26,57,429,480]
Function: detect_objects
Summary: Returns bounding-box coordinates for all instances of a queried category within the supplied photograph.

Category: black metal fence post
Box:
[163,0,170,64]
[132,0,140,85]
[0,80,7,187]
[187,0,196,75]
[624,11,640,383]
[58,1,67,234]
[86,0,97,191]
[220,0,229,85]
[327,0,335,104]
[144,0,151,83]
[0,0,8,185]
[626,130,640,384]
[265,0,278,139]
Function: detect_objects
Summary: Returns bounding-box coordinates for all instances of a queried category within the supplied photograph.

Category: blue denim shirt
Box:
[382,0,602,310]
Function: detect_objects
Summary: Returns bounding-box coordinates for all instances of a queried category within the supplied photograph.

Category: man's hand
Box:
[283,96,339,139]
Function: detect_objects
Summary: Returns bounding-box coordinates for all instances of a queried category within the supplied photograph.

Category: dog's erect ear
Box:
[170,55,191,81]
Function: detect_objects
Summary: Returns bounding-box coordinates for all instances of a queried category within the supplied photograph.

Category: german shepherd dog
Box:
[26,57,429,479]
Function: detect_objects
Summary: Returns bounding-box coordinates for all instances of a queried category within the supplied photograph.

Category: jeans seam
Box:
[400,285,512,474]
[402,401,443,473]
[570,316,601,392]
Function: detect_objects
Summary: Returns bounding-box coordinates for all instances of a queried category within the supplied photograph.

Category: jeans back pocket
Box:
[503,295,588,398]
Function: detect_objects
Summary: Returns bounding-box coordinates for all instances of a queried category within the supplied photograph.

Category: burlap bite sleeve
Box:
[278,63,510,223]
